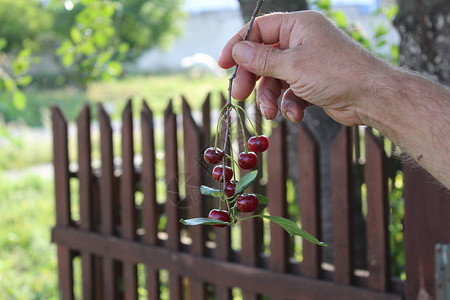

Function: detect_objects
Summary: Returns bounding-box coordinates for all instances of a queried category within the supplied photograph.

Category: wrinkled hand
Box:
[218,11,388,126]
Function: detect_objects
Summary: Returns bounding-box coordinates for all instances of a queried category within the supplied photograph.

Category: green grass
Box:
[0,126,52,170]
[88,73,226,114]
[0,174,57,299]
[1,73,228,128]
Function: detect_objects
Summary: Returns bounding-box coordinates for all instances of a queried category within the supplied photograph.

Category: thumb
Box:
[232,41,288,80]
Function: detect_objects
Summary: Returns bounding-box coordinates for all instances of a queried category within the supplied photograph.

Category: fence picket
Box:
[212,95,232,300]
[331,126,354,285]
[140,101,161,299]
[237,101,263,300]
[77,105,96,300]
[298,124,322,278]
[182,97,207,299]
[120,100,138,300]
[365,128,390,291]
[202,93,211,148]
[97,103,120,299]
[164,101,183,300]
[267,121,289,275]
[52,106,74,300]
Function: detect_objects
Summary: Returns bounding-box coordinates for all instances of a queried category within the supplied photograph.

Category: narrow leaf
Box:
[255,194,269,205]
[200,185,221,197]
[235,170,258,194]
[261,215,327,246]
[180,218,229,226]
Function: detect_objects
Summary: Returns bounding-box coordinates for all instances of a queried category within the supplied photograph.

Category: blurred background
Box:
[0,0,405,298]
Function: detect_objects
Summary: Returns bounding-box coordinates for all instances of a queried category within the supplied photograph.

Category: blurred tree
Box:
[51,0,184,88]
[0,0,51,109]
[0,0,52,52]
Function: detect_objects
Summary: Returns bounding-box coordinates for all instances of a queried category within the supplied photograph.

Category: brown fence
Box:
[51,93,449,300]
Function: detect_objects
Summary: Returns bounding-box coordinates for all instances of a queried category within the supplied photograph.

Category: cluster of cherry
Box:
[203,135,269,226]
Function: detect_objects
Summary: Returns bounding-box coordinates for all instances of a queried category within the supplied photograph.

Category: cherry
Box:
[238,152,258,169]
[248,135,269,153]
[236,194,259,213]
[208,209,230,227]
[204,147,224,165]
[225,180,237,198]
[212,165,233,182]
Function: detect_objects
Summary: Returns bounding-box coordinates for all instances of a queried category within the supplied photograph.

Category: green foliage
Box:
[118,0,185,56]
[311,0,399,64]
[0,87,88,127]
[0,174,57,299]
[51,0,184,87]
[389,171,405,278]
[0,0,52,52]
[0,46,34,110]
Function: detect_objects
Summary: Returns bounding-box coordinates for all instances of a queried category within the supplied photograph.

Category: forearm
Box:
[359,67,450,188]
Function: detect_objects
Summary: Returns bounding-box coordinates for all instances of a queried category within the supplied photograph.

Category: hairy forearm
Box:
[360,67,450,188]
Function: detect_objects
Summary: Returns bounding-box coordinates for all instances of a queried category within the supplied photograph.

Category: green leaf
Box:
[17,75,33,87]
[180,218,229,226]
[200,185,221,197]
[107,61,122,76]
[260,215,327,246]
[333,11,347,28]
[70,28,83,44]
[18,48,31,59]
[235,170,258,194]
[255,194,269,205]
[62,53,74,67]
[375,24,388,38]
[12,90,26,110]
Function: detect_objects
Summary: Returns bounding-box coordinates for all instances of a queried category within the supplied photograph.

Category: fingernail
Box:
[233,42,254,64]
[286,111,296,122]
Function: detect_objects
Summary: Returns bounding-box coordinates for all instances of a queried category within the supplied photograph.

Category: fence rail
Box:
[51,93,449,299]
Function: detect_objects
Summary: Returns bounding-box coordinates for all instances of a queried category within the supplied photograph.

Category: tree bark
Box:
[237,0,308,20]
[394,0,450,84]
[394,1,450,299]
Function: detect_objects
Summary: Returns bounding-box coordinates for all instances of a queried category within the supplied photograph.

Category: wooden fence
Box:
[51,93,450,299]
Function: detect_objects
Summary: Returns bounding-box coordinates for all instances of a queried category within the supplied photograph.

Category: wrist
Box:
[356,66,418,142]
[357,66,450,187]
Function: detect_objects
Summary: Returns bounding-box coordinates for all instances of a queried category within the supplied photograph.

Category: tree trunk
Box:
[394,0,450,84]
[237,0,308,20]
[394,1,450,299]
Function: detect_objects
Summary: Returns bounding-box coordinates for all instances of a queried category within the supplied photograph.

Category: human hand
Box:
[218,11,389,126]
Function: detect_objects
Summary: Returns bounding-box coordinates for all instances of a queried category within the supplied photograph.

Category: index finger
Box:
[218,12,287,69]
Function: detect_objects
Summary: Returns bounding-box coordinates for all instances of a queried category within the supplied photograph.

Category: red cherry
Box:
[208,209,230,227]
[236,194,259,213]
[238,152,258,169]
[225,180,237,198]
[248,135,269,153]
[212,165,233,182]
[203,147,224,165]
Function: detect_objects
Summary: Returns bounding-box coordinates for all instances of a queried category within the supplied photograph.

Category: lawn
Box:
[0,174,57,299]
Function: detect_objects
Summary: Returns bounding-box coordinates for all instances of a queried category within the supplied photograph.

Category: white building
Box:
[134,0,399,74]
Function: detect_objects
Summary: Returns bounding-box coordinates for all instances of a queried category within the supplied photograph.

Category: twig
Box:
[221,0,264,194]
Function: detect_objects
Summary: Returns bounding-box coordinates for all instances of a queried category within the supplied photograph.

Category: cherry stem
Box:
[235,104,258,136]
[214,105,229,149]
[222,0,263,199]
[233,105,249,153]
[237,214,264,222]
